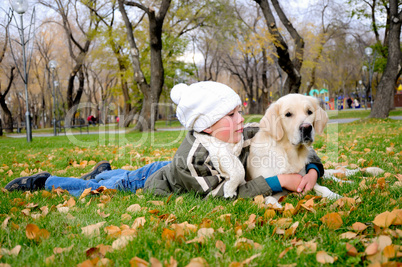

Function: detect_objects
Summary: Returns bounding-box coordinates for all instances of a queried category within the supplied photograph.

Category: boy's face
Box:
[204,106,244,143]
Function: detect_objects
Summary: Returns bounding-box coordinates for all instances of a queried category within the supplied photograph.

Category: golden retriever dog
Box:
[247,94,341,206]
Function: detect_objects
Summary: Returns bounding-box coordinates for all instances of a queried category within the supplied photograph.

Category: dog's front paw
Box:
[223,183,237,198]
[264,196,283,208]
[313,184,342,200]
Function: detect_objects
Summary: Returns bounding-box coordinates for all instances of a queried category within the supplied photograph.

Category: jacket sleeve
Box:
[307,147,324,178]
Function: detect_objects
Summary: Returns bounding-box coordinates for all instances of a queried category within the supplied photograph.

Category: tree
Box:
[0,10,14,132]
[84,0,140,127]
[118,0,171,132]
[370,0,402,118]
[39,0,100,114]
[254,0,304,94]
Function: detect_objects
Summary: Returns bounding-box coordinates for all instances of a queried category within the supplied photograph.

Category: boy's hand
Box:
[277,173,303,192]
[297,169,318,193]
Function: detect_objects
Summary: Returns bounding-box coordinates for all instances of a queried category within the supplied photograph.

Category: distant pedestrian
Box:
[347,98,353,109]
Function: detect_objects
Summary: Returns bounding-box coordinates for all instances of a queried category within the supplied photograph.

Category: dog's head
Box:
[259,94,328,146]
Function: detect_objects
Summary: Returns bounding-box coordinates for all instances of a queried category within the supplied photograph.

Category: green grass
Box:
[326,107,402,119]
[0,119,401,266]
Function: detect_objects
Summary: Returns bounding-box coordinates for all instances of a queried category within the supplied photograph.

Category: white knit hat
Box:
[170,81,242,132]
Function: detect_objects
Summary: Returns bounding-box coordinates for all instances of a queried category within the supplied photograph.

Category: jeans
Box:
[45,161,170,197]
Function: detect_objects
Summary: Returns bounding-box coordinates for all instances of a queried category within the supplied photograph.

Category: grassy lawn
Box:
[0,119,401,266]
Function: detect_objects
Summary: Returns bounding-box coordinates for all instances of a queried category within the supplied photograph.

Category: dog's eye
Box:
[307,110,313,115]
[285,112,292,117]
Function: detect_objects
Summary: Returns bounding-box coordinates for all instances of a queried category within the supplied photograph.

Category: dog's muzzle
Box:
[299,123,313,142]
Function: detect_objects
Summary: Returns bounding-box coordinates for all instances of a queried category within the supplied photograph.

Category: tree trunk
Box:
[254,0,304,94]
[0,67,15,132]
[370,0,401,118]
[118,0,171,131]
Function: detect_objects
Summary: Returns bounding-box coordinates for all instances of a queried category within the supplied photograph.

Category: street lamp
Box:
[365,47,376,109]
[49,60,57,136]
[9,0,35,142]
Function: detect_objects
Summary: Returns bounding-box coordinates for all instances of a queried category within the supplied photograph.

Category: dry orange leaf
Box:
[127,204,141,213]
[215,240,226,254]
[26,223,40,239]
[112,236,134,250]
[129,256,149,267]
[339,231,357,239]
[131,217,146,229]
[197,228,214,239]
[104,225,121,238]
[320,212,343,230]
[162,228,175,241]
[365,242,379,256]
[391,209,402,225]
[150,257,163,267]
[185,257,209,267]
[148,201,164,206]
[346,243,358,256]
[316,251,335,264]
[373,211,396,228]
[352,222,367,232]
[383,245,396,258]
[2,216,11,229]
[81,221,106,237]
[279,247,292,258]
[264,209,275,220]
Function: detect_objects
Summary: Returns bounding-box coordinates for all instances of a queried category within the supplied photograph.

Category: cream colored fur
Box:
[247,94,341,206]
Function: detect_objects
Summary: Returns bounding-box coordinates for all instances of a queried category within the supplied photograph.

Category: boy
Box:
[5,82,323,198]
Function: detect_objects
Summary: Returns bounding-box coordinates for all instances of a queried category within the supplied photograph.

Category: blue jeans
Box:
[45,161,170,197]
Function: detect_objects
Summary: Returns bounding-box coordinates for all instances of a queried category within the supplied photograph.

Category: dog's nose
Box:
[300,124,312,138]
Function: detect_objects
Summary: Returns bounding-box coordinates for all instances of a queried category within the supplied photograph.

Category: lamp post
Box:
[364,47,376,109]
[9,0,34,142]
[49,60,57,136]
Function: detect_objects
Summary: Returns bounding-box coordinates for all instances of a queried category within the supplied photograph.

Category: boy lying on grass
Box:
[5,82,323,199]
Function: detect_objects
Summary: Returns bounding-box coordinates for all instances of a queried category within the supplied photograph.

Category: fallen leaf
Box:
[148,201,164,206]
[104,225,121,238]
[127,204,142,213]
[26,224,40,239]
[197,228,214,239]
[352,222,367,232]
[279,247,292,258]
[391,209,402,225]
[339,231,357,239]
[373,211,396,228]
[53,244,74,254]
[316,251,335,264]
[79,188,92,200]
[131,217,146,229]
[365,242,379,256]
[81,221,106,237]
[383,245,396,259]
[320,212,343,230]
[112,236,134,250]
[346,243,358,256]
[215,240,226,254]
[1,216,11,229]
[129,256,148,267]
[185,257,209,267]
[97,209,110,218]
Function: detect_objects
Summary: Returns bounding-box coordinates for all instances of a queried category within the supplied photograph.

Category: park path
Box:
[5,116,402,138]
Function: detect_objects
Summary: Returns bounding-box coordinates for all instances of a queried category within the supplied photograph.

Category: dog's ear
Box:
[260,102,284,141]
[312,101,328,135]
